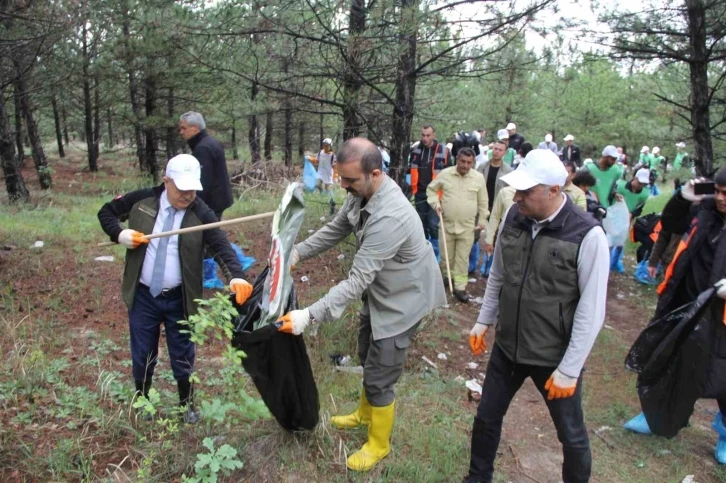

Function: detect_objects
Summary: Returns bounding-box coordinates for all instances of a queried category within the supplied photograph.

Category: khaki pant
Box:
[440,227,475,291]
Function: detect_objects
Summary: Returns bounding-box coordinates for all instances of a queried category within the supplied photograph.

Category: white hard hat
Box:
[322,138,333,145]
[640,145,649,153]
[506,123,516,131]
[545,133,553,143]
[564,134,574,142]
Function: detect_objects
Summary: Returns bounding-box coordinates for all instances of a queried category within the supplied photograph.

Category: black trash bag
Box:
[231,266,319,431]
[625,287,716,437]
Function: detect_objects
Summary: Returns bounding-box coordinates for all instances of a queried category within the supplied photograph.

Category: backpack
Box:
[452,131,480,157]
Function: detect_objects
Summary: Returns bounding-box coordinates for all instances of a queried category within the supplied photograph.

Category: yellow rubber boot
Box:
[346,401,395,471]
[331,390,371,429]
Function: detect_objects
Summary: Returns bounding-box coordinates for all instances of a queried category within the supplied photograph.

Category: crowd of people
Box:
[97,111,725,481]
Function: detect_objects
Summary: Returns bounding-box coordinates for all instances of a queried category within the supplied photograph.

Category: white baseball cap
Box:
[652,146,660,154]
[165,154,203,191]
[676,142,686,148]
[323,138,333,145]
[500,149,568,190]
[506,123,516,131]
[545,133,553,142]
[564,134,574,141]
[640,145,650,153]
[635,168,651,185]
[602,145,619,158]
[497,129,509,140]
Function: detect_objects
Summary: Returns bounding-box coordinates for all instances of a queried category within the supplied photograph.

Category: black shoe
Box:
[454,290,471,303]
[183,405,200,424]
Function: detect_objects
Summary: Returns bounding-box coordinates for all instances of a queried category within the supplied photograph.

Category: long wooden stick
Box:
[438,211,454,295]
[97,211,275,247]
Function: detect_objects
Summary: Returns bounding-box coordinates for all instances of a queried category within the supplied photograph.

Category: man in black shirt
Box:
[506,123,525,153]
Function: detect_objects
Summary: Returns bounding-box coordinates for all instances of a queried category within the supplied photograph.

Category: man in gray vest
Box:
[463,149,610,483]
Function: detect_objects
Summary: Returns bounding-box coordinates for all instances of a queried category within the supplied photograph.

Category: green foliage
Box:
[182,437,244,483]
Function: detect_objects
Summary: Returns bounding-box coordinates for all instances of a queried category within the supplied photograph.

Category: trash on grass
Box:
[437,353,448,361]
[301,276,310,283]
[421,356,438,369]
[465,379,482,394]
[30,240,44,249]
[467,362,479,369]
[337,254,345,260]
[94,256,115,262]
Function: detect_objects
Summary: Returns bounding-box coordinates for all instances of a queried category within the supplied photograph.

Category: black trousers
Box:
[414,191,439,241]
[467,344,591,483]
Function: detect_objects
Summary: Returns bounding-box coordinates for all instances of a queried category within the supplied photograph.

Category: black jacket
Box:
[562,144,582,166]
[98,185,244,317]
[187,130,233,214]
[508,133,525,153]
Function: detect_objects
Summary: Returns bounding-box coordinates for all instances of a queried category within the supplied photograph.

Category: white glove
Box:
[118,229,148,249]
[470,323,488,337]
[290,247,300,268]
[681,178,707,202]
[277,309,311,335]
[716,279,726,300]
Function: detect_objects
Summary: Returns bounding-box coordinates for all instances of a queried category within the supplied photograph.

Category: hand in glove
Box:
[681,178,708,203]
[277,309,311,335]
[716,279,726,300]
[118,229,149,249]
[545,369,578,400]
[469,323,488,356]
[230,278,253,305]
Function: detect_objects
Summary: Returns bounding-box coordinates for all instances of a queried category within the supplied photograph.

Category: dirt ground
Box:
[3,157,723,482]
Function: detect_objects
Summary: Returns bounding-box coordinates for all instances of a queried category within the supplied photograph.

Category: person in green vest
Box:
[487,129,516,166]
[583,145,624,209]
[639,146,654,169]
[609,168,652,274]
[673,142,689,170]
[649,146,663,195]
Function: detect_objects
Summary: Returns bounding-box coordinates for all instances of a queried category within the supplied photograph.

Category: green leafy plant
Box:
[182,437,243,483]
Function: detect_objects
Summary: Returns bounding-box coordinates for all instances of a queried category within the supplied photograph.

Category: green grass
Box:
[2,153,726,481]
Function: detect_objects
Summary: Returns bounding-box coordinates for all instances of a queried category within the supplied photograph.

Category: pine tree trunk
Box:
[144,76,158,181]
[298,120,305,157]
[51,93,65,158]
[61,102,69,146]
[686,0,713,175]
[107,108,114,148]
[231,118,239,160]
[166,87,177,158]
[284,103,292,166]
[248,82,260,163]
[264,110,273,161]
[342,0,366,139]
[388,0,419,185]
[319,108,324,146]
[81,20,97,172]
[13,84,24,166]
[0,91,29,202]
[93,76,101,160]
[122,10,145,172]
[14,62,51,189]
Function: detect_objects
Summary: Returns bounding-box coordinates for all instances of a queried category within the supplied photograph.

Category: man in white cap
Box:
[583,145,624,209]
[463,149,609,483]
[638,146,653,169]
[674,142,689,171]
[487,129,516,166]
[562,134,581,166]
[310,138,337,193]
[537,133,558,154]
[98,154,253,424]
[506,122,525,152]
[608,168,652,273]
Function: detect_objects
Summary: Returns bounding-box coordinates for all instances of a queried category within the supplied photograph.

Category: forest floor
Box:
[1,148,726,483]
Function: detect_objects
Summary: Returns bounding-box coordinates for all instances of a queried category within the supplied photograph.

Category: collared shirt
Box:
[485,186,516,245]
[477,194,610,377]
[564,183,588,211]
[426,166,489,235]
[139,191,186,289]
[537,141,559,155]
[296,176,446,340]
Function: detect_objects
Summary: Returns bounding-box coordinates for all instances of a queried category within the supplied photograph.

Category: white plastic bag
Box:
[603,201,630,247]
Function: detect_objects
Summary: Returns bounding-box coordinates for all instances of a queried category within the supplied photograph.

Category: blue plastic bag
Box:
[303,158,318,192]
[468,242,480,274]
[203,243,256,289]
[634,258,660,285]
[480,251,494,278]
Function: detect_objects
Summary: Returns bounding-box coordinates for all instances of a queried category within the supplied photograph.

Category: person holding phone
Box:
[624,168,726,465]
